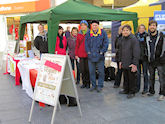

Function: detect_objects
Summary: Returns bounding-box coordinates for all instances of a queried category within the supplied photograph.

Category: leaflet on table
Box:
[34,54,66,106]
[6,40,16,55]
[18,59,41,70]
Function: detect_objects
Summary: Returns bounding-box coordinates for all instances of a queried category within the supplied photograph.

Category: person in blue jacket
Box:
[85,20,109,92]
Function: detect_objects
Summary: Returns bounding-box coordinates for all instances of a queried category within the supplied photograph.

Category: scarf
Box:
[58,33,63,48]
[38,31,47,41]
[137,32,146,42]
[90,28,102,37]
[82,30,87,35]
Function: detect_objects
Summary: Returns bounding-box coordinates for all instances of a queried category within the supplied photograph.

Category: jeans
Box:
[114,62,123,86]
[123,68,137,94]
[137,60,149,92]
[70,58,80,83]
[79,58,90,85]
[149,63,165,95]
[88,59,105,88]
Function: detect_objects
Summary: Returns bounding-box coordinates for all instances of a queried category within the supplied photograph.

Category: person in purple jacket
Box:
[67,27,80,84]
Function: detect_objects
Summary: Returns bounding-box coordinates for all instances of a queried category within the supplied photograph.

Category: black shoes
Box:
[97,87,102,93]
[127,94,135,99]
[80,84,86,89]
[147,93,154,96]
[80,84,90,89]
[113,85,119,88]
[142,91,148,97]
[119,90,129,94]
[90,87,96,92]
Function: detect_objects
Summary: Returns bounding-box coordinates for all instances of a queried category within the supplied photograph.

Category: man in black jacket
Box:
[34,24,48,55]
[145,20,165,101]
[119,25,140,99]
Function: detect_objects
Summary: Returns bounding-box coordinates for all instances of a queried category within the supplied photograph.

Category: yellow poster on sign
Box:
[104,0,114,4]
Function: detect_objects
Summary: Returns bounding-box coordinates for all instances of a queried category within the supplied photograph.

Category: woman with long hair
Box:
[55,26,67,55]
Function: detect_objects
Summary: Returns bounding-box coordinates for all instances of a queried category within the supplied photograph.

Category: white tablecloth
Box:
[18,59,41,98]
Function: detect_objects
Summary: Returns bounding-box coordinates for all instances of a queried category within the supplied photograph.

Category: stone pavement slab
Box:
[0,72,165,124]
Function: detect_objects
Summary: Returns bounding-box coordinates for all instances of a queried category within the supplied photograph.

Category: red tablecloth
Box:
[13,58,21,86]
[29,69,38,88]
[29,69,45,107]
[4,54,21,86]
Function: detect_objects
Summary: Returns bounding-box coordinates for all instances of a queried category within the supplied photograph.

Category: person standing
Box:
[67,27,80,84]
[85,20,108,92]
[145,20,165,101]
[119,25,140,99]
[65,26,71,39]
[75,20,90,89]
[55,26,67,55]
[34,24,48,55]
[135,24,149,95]
[114,26,123,88]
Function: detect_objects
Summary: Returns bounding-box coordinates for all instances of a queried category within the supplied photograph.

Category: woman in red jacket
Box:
[55,26,67,55]
[75,20,90,89]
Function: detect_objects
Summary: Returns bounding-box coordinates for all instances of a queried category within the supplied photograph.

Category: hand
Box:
[129,64,137,72]
[119,62,122,69]
[75,56,79,60]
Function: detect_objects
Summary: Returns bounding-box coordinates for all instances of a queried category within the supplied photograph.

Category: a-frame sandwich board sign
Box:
[28,54,82,124]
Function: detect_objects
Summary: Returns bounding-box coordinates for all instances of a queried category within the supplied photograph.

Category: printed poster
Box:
[34,54,66,106]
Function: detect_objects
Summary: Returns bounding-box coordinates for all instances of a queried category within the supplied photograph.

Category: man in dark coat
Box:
[119,24,140,99]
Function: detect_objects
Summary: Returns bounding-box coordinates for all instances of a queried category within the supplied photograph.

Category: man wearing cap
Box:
[85,20,109,92]
[75,20,90,89]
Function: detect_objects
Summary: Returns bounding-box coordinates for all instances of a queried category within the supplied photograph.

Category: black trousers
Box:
[123,68,137,94]
[149,63,165,95]
[114,62,123,86]
[80,58,90,85]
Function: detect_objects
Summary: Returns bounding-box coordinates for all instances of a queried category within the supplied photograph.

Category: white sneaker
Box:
[158,95,165,101]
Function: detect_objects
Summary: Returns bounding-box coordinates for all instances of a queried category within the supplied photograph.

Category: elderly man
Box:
[85,20,108,92]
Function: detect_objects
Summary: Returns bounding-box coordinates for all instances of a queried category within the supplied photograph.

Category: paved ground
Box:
[0,72,165,124]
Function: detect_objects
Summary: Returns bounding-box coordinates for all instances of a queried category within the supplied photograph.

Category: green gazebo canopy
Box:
[19,0,138,53]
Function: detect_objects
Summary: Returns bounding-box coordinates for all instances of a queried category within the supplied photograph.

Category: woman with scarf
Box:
[67,27,80,84]
[135,24,149,96]
[55,26,67,55]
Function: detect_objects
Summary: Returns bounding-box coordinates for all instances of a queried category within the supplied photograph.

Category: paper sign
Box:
[34,54,66,106]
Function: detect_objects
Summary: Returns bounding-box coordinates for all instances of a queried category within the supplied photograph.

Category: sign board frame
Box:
[28,54,82,124]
